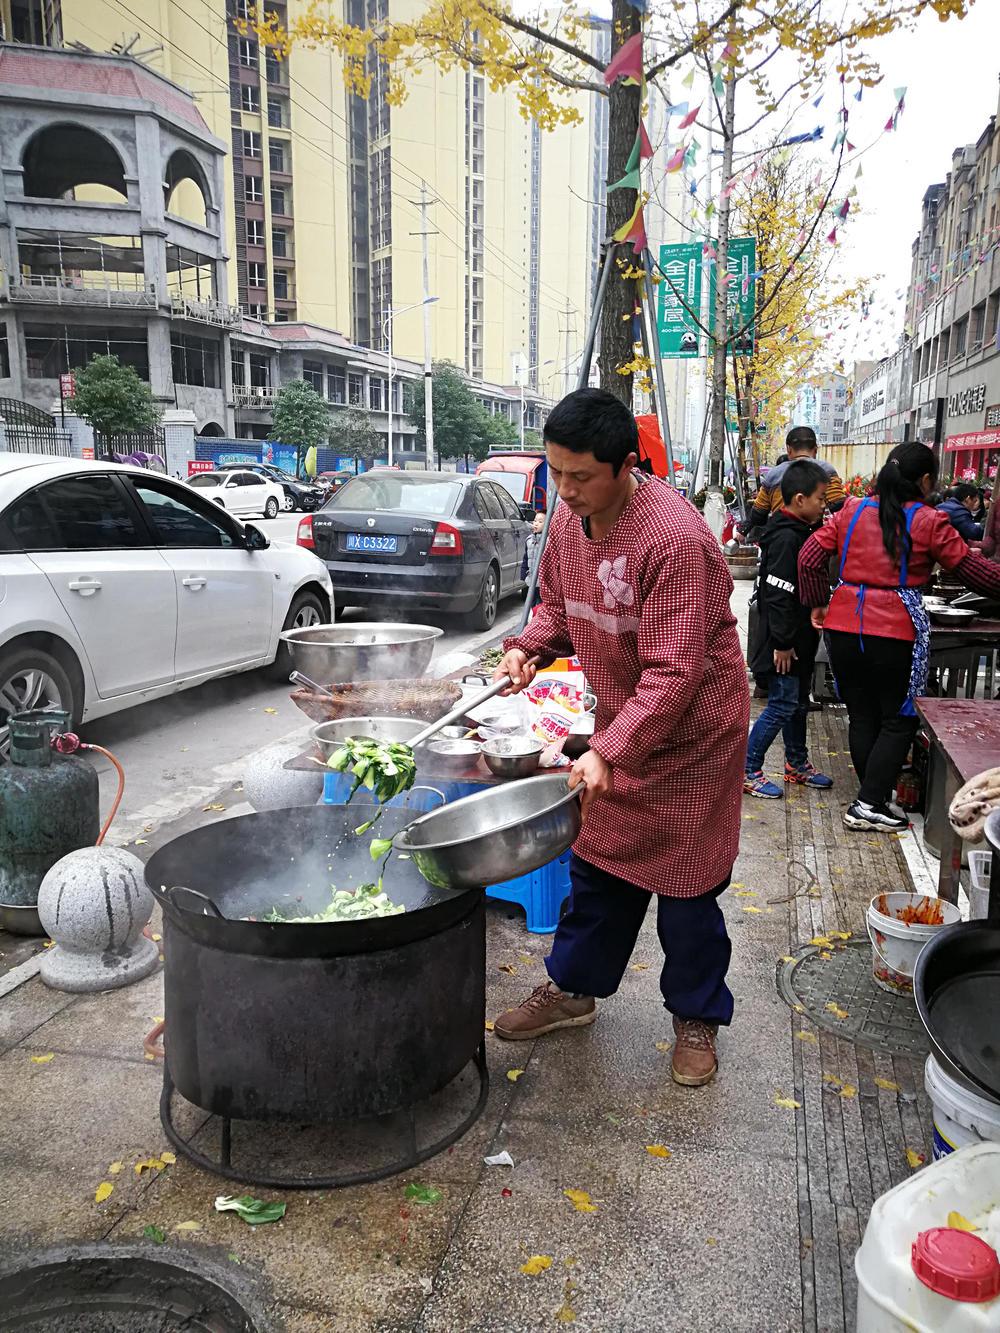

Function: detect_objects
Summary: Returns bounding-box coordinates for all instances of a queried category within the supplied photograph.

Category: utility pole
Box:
[694,86,714,494]
[703,60,737,540]
[561,301,574,400]
[410,182,438,468]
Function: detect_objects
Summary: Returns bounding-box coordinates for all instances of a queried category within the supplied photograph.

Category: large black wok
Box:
[145,804,480,958]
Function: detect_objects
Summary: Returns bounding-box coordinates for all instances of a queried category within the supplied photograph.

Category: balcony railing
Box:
[6,274,156,308]
[170,294,242,328]
[234,386,276,408]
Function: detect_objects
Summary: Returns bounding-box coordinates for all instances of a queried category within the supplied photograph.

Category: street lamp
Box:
[514,357,554,448]
[382,297,438,467]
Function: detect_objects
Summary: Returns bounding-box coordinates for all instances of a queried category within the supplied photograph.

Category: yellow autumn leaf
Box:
[108,1161,123,1175]
[498,963,517,975]
[555,1303,577,1323]
[175,1221,202,1232]
[838,1084,857,1099]
[780,955,795,964]
[520,1255,553,1276]
[809,936,833,948]
[795,1030,818,1044]
[828,931,851,940]
[947,1211,977,1232]
[775,1096,802,1109]
[203,803,226,813]
[134,839,148,846]
[733,889,757,897]
[818,950,833,961]
[905,1149,925,1169]
[630,962,650,971]
[30,1053,55,1064]
[134,1158,165,1176]
[563,1188,598,1213]
[263,707,279,715]
[484,1020,495,1032]
[874,1077,900,1092]
[825,1002,848,1020]
[506,1069,524,1082]
[151,934,161,943]
[742,905,764,914]
[518,954,533,964]
[159,1152,176,1165]
[645,1145,671,1159]
[95,1181,114,1203]
[730,882,744,889]
[654,1040,672,1053]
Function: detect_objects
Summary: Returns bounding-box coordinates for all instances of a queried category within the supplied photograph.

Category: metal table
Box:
[928,618,1000,698]
[914,698,1000,904]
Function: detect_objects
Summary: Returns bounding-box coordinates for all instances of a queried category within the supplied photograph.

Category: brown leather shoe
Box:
[493,982,596,1041]
[670,1018,719,1086]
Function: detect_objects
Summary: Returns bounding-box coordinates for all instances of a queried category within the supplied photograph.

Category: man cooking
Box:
[492,388,750,1086]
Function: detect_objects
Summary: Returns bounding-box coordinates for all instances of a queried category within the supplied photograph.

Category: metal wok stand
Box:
[159,1041,490,1191]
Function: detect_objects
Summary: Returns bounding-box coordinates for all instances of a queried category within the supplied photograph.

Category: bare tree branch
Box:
[486,3,605,73]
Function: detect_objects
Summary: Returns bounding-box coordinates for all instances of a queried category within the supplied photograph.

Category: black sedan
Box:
[300,471,534,628]
[217,462,324,513]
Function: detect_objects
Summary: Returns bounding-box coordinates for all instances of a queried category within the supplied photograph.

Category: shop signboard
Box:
[944,429,1000,452]
[656,237,756,359]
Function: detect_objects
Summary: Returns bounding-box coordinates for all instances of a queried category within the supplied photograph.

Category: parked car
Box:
[186,468,285,519]
[0,455,333,756]
[298,470,533,628]
[316,470,354,495]
[217,462,324,513]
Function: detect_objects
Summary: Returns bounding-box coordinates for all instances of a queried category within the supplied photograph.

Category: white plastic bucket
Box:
[924,1056,1000,1161]
[866,892,962,996]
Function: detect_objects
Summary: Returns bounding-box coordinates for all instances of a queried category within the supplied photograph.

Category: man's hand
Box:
[810,605,828,633]
[569,749,612,819]
[493,649,537,694]
[773,647,796,675]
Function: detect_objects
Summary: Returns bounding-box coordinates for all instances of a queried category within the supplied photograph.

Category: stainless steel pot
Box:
[0,901,45,936]
[311,715,429,761]
[480,737,543,779]
[280,623,443,683]
[393,773,582,888]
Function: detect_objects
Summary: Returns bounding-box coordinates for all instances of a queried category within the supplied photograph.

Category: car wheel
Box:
[264,497,280,520]
[471,564,499,631]
[282,493,298,512]
[267,590,330,681]
[0,645,77,762]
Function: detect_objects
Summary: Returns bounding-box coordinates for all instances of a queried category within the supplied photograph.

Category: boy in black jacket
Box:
[744,460,834,799]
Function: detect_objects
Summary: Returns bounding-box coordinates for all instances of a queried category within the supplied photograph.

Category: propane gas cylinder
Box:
[0,711,99,906]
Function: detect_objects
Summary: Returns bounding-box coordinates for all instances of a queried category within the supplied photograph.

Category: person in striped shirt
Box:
[742,426,846,539]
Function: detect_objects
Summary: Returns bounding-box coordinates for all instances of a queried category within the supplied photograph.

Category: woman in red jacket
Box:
[798,442,1000,832]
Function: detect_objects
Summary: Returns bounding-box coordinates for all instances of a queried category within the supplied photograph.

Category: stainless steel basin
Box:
[280,623,443,683]
[311,716,429,761]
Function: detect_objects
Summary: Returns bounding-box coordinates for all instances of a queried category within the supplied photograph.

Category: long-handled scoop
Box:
[407,657,541,749]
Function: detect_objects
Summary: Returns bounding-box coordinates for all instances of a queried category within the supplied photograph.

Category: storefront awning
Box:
[944,429,1000,452]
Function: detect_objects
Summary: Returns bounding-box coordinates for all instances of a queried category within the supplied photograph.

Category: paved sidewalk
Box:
[0,690,935,1332]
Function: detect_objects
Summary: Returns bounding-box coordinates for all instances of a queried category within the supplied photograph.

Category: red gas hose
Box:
[83,743,126,846]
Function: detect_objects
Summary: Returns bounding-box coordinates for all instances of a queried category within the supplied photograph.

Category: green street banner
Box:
[656,237,756,359]
[715,236,756,356]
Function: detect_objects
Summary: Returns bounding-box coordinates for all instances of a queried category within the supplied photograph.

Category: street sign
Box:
[59,373,75,399]
[656,237,757,359]
[656,242,702,359]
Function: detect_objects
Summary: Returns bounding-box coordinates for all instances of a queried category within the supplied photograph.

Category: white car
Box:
[187,468,285,519]
[0,454,334,754]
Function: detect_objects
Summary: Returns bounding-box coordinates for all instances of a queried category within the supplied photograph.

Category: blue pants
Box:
[745,670,809,772]
[546,854,734,1026]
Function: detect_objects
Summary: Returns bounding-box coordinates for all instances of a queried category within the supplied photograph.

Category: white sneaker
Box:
[843,800,908,832]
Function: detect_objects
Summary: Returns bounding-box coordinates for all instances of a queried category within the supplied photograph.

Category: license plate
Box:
[346,532,398,553]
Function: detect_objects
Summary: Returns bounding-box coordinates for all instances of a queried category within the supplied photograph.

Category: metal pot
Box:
[928,607,978,626]
[914,917,1000,1101]
[480,737,543,779]
[0,902,44,936]
[423,739,482,774]
[393,773,583,889]
[279,623,443,684]
[311,715,429,761]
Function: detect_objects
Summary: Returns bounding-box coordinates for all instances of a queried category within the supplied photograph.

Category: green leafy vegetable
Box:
[404,1183,442,1206]
[264,882,403,923]
[369,837,394,863]
[329,739,417,805]
[143,1225,165,1244]
[214,1194,287,1226]
[354,818,378,835]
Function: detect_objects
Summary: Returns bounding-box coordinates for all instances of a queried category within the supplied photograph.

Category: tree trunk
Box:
[709,68,737,490]
[596,0,641,405]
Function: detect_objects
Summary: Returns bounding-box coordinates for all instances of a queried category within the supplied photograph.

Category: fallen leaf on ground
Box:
[227,1252,241,1263]
[94,1182,114,1203]
[498,963,517,975]
[825,1002,849,1020]
[506,1069,525,1082]
[30,1053,54,1064]
[645,1145,671,1159]
[143,1225,165,1244]
[823,1074,843,1087]
[518,953,533,964]
[630,962,650,971]
[809,935,833,948]
[706,1236,718,1246]
[563,1188,598,1213]
[404,1183,442,1206]
[775,1096,802,1110]
[263,707,279,715]
[134,1158,166,1176]
[151,934,162,943]
[555,1300,577,1322]
[795,1030,818,1044]
[604,1112,623,1125]
[134,838,148,846]
[654,1040,672,1053]
[780,955,796,964]
[520,1255,553,1276]
[742,905,766,914]
[484,1020,495,1032]
[215,1194,287,1224]
[108,1161,123,1175]
[828,930,851,940]
[838,1084,857,1099]
[818,950,833,961]
[159,1151,176,1165]
[947,1211,977,1232]
[730,881,744,889]
[203,803,226,812]
[175,1221,202,1232]
[905,1149,926,1169]
[733,889,757,898]
[792,1003,805,1013]
[874,1077,900,1092]
[564,1257,578,1268]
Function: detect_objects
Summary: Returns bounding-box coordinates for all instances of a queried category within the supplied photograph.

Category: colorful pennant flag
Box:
[665,144,686,173]
[604,33,643,86]
[678,103,701,129]
[666,101,689,117]
[638,122,654,159]
[682,67,696,89]
[608,167,641,193]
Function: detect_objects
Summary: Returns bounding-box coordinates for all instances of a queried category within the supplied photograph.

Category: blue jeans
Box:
[546,855,734,1025]
[745,670,809,772]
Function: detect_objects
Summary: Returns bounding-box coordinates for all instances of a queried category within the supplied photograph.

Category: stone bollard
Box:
[243,737,325,812]
[37,847,159,993]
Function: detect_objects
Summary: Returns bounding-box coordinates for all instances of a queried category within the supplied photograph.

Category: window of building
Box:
[0,324,9,379]
[245,303,266,320]
[268,140,286,172]
[987,293,1000,350]
[239,39,257,68]
[953,317,968,360]
[246,218,265,247]
[231,352,245,387]
[328,367,346,404]
[7,0,62,45]
[241,85,260,114]
[272,309,289,323]
[349,373,364,405]
[265,54,285,85]
[24,323,148,380]
[303,360,324,394]
[270,186,288,216]
[171,332,221,388]
[402,381,414,414]
[369,377,385,411]
[272,270,288,300]
[245,177,263,203]
[267,99,288,129]
[972,303,987,350]
[271,228,287,258]
[243,131,261,159]
[248,353,271,387]
[248,262,266,289]
[165,245,215,300]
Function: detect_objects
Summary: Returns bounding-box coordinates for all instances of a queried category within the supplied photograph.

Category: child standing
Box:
[744,460,834,799]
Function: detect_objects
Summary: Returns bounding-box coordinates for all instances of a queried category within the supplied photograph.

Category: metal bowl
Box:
[475,709,523,741]
[480,737,544,779]
[0,902,45,936]
[311,715,428,761]
[928,607,978,626]
[279,622,443,683]
[423,738,482,774]
[393,773,583,888]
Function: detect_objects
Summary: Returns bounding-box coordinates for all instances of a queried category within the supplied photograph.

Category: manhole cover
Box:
[777,939,930,1057]
[0,1245,272,1332]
